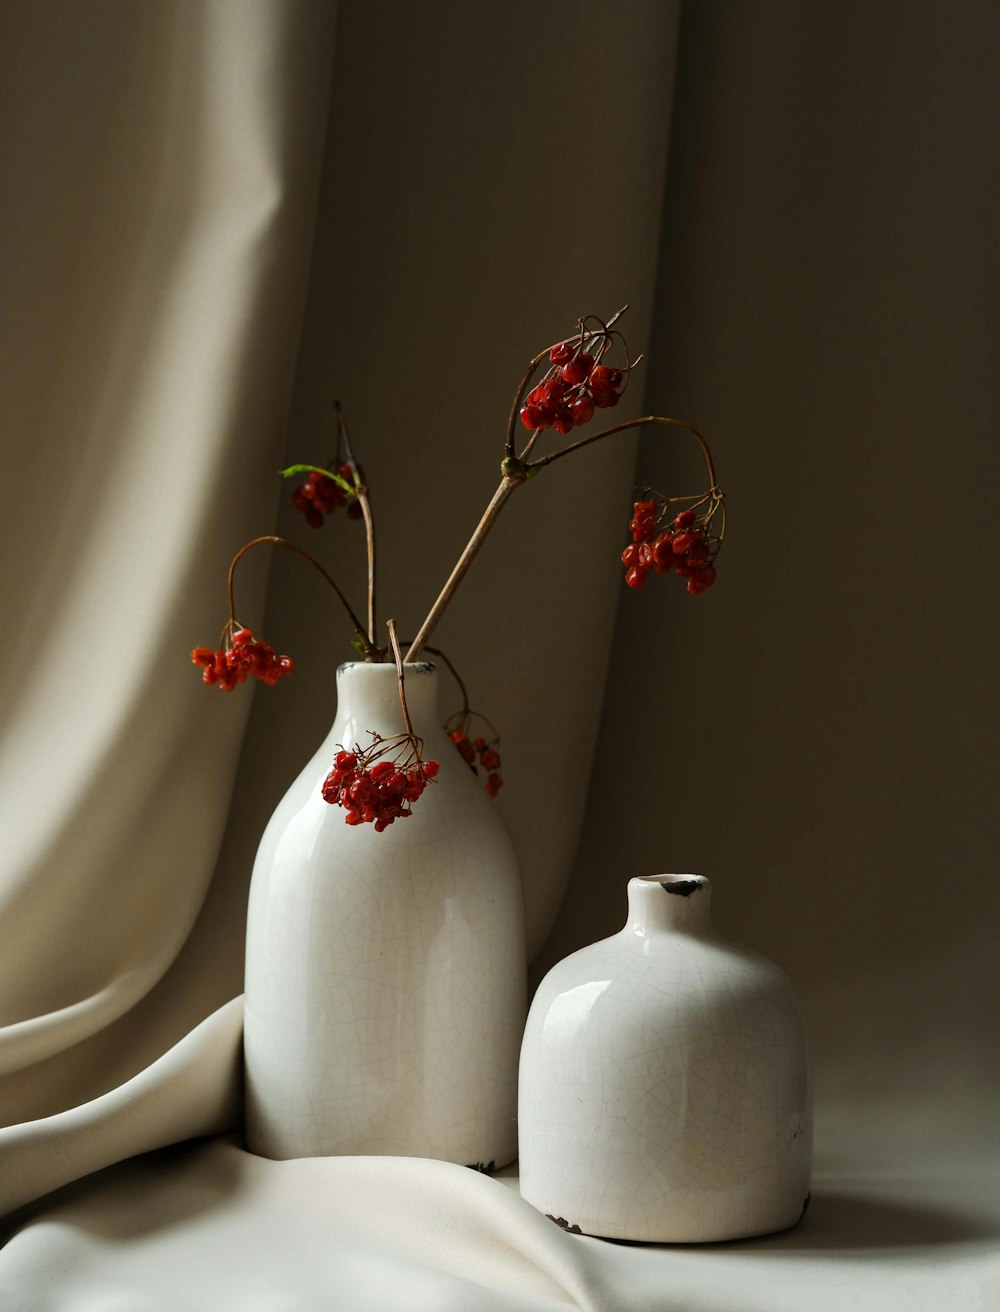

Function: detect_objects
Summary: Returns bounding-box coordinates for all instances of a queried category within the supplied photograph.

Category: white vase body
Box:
[244,661,526,1166]
[518,875,812,1241]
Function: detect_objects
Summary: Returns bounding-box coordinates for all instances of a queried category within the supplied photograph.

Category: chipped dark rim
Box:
[637,873,708,897]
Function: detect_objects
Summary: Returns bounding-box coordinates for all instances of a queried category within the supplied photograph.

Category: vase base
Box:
[538,1193,812,1245]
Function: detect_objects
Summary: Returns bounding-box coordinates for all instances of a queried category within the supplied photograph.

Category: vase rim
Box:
[337,660,436,675]
[635,873,709,892]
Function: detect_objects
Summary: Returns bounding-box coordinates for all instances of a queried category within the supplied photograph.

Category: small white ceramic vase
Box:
[518,874,812,1241]
[244,661,526,1167]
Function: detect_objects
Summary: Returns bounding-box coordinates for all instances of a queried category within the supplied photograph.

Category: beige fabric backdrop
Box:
[2,0,999,1307]
[0,0,338,1124]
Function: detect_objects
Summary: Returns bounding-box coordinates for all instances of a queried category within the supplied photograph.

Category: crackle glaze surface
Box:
[518,875,812,1242]
[244,663,526,1165]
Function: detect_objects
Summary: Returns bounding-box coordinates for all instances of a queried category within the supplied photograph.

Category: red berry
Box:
[591,365,623,389]
[422,759,440,779]
[560,352,594,385]
[551,407,574,436]
[569,394,595,425]
[520,404,545,430]
[626,565,648,589]
[672,531,697,556]
[485,772,503,798]
[589,384,619,408]
[652,533,676,569]
[621,543,642,568]
[480,747,500,770]
[549,341,576,365]
[673,509,696,528]
[687,564,717,595]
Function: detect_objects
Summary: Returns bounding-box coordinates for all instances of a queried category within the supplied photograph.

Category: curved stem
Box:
[527,415,719,489]
[424,644,470,716]
[227,536,372,654]
[505,349,551,460]
[336,402,377,643]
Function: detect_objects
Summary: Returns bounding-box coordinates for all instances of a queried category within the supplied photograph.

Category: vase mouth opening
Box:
[337,660,436,676]
[637,874,709,896]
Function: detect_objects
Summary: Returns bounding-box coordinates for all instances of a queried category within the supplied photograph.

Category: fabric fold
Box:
[0,996,243,1220]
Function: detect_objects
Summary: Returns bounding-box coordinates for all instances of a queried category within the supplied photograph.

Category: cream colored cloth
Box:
[4,1002,998,1311]
[7,1144,996,1312]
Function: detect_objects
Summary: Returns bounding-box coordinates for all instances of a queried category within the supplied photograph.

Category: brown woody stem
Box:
[387,619,415,740]
[227,536,372,655]
[404,474,521,661]
[336,402,377,644]
[527,415,719,489]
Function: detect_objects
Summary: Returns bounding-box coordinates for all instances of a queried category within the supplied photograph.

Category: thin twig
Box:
[424,644,470,716]
[336,402,377,644]
[227,536,372,654]
[505,350,551,460]
[404,475,520,661]
[387,619,415,739]
[527,415,719,488]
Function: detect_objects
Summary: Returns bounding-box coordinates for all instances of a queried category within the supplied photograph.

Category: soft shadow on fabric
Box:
[0,1138,244,1249]
[593,1187,997,1256]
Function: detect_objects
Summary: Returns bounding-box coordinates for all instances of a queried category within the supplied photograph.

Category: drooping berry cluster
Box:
[190,627,294,690]
[623,503,718,596]
[447,727,503,798]
[519,339,627,436]
[321,741,440,831]
[292,465,364,528]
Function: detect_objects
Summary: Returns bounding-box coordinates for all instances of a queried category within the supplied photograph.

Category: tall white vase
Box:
[518,874,812,1241]
[244,661,526,1167]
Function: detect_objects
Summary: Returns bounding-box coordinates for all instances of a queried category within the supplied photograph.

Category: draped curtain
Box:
[2,1,998,1307]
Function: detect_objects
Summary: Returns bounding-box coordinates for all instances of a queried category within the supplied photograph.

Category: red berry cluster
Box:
[623,504,718,596]
[191,628,294,690]
[447,729,503,798]
[321,745,440,831]
[519,340,626,435]
[292,465,364,528]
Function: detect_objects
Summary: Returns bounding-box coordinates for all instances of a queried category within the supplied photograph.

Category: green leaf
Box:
[278,464,354,495]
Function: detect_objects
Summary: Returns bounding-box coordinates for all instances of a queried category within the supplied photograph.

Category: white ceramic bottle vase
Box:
[244,661,526,1167]
[518,874,812,1241]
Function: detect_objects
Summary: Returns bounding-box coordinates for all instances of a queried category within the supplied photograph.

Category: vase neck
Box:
[626,875,713,937]
[333,661,442,744]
